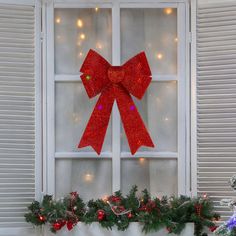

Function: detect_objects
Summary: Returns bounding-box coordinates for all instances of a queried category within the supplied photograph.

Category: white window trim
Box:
[190,0,197,197]
[43,0,191,197]
[0,0,35,5]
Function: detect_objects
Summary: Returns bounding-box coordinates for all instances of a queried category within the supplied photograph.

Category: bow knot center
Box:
[107,66,125,83]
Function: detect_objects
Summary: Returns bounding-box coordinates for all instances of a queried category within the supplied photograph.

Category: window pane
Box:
[121,8,177,75]
[121,82,177,152]
[55,82,112,152]
[121,159,177,196]
[56,159,112,200]
[55,8,112,74]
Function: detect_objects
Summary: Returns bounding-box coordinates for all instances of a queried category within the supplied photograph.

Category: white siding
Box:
[196,1,236,220]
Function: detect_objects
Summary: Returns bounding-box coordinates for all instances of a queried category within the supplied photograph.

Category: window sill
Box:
[44,222,194,236]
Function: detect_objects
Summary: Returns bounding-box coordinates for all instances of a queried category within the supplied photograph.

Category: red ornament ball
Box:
[110,196,121,203]
[127,212,133,219]
[53,222,62,231]
[97,209,106,221]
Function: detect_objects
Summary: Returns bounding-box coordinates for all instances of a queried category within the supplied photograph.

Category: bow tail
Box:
[78,86,115,154]
[114,85,154,155]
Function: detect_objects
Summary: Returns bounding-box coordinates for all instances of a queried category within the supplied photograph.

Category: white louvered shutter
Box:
[0,2,39,233]
[196,1,236,220]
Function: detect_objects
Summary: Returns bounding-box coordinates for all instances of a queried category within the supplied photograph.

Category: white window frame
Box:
[43,0,191,197]
[190,0,197,197]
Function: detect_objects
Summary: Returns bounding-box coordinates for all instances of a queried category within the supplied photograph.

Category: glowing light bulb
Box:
[164,8,173,15]
[203,193,207,199]
[164,117,169,121]
[77,19,83,28]
[102,195,109,202]
[55,17,61,24]
[84,173,94,183]
[80,33,86,40]
[72,113,81,123]
[139,158,145,164]
[95,7,99,12]
[174,37,178,42]
[156,53,163,60]
[96,42,103,49]
[78,52,84,58]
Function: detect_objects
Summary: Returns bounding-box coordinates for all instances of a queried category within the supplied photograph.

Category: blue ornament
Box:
[226,213,236,230]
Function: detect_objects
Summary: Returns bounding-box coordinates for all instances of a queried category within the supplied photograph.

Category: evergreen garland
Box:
[25,186,219,235]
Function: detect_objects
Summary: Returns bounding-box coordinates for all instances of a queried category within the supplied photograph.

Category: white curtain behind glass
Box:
[54,8,112,200]
[121,8,177,74]
[120,8,178,196]
[55,8,112,74]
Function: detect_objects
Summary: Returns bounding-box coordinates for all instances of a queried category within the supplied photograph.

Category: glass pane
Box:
[121,159,177,196]
[55,8,112,74]
[56,159,112,200]
[55,82,112,152]
[121,82,177,152]
[121,8,177,75]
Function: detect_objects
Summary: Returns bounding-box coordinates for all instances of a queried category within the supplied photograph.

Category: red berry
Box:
[209,226,218,232]
[97,210,105,221]
[38,215,45,222]
[67,221,74,231]
[127,212,133,219]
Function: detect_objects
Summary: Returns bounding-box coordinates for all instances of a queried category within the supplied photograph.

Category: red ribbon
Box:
[78,49,154,155]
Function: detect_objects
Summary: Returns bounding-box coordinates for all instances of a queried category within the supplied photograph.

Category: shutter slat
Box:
[197,2,236,221]
[0,3,35,229]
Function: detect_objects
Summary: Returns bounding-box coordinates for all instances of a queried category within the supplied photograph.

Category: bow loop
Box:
[80,49,111,98]
[122,52,151,99]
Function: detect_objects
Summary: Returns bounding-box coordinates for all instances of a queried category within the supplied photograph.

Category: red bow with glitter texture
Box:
[78,49,154,155]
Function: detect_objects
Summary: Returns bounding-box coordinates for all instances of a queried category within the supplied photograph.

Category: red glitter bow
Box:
[78,49,154,155]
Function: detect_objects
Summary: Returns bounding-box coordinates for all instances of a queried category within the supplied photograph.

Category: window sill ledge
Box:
[44,222,194,236]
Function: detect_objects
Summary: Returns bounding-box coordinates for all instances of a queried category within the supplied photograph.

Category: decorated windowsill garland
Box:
[25,186,220,236]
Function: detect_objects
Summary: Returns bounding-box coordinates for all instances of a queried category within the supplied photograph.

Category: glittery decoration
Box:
[86,75,91,80]
[227,213,236,230]
[78,49,154,155]
[130,105,135,111]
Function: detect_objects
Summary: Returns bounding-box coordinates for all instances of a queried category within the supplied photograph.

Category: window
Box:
[44,0,190,201]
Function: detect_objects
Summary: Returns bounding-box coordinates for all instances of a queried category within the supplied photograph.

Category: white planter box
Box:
[44,222,195,236]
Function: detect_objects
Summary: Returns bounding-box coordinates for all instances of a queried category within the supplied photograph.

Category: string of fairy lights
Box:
[55,7,177,62]
[55,7,178,184]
